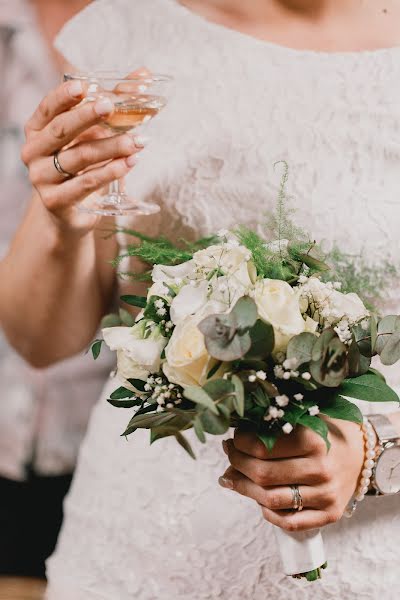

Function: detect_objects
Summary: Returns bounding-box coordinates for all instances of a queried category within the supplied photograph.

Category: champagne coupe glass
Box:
[64,71,173,216]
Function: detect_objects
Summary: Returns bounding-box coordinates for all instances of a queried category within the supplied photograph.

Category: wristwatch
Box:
[368,414,400,495]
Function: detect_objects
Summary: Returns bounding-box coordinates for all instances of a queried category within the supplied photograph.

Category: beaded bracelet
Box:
[344,417,377,518]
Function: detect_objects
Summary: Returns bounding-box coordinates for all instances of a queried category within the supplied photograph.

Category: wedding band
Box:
[290,485,304,512]
[53,151,74,179]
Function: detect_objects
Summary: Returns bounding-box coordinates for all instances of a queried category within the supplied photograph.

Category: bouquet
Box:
[92,164,400,581]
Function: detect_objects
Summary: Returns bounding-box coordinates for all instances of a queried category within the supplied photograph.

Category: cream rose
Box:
[163,303,227,387]
[254,279,310,353]
[103,323,167,381]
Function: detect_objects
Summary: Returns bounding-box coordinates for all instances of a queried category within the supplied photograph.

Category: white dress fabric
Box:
[47,0,400,598]
[0,0,113,480]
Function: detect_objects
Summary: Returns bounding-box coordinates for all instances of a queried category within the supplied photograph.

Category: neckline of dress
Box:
[165,0,400,60]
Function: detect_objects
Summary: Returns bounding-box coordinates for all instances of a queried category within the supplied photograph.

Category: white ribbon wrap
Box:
[274,527,326,576]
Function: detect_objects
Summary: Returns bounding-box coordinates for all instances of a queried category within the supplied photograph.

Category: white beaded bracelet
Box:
[344,417,377,518]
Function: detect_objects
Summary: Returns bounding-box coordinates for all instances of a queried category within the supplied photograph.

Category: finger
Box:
[224,439,319,486]
[40,156,136,214]
[233,426,326,460]
[36,134,138,184]
[25,80,85,134]
[25,96,115,160]
[218,468,328,510]
[261,506,341,532]
[114,67,153,94]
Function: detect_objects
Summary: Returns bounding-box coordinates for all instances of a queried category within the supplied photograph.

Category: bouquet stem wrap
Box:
[274,527,326,577]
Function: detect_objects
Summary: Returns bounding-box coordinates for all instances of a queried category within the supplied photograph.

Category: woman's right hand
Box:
[21,79,141,235]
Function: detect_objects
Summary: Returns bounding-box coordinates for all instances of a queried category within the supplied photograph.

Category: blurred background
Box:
[0,2,109,598]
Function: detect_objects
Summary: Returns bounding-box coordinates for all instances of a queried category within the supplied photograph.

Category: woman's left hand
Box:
[219,420,368,532]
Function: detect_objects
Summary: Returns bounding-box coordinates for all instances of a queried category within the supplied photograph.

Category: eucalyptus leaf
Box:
[205,331,252,361]
[231,296,258,331]
[100,313,122,328]
[200,409,230,435]
[119,308,136,327]
[194,417,206,443]
[287,332,317,366]
[348,341,371,377]
[203,379,235,400]
[184,386,219,415]
[232,375,245,416]
[246,320,275,359]
[352,323,373,358]
[380,331,400,366]
[375,315,400,354]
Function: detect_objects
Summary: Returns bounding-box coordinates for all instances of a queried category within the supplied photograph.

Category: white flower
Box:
[256,370,267,380]
[283,357,298,370]
[308,405,320,416]
[103,323,167,383]
[254,279,311,354]
[294,393,304,401]
[193,243,256,287]
[302,372,311,381]
[276,394,289,407]
[170,281,209,325]
[152,260,196,284]
[154,299,165,310]
[282,423,294,434]
[157,307,167,317]
[268,406,281,419]
[248,374,257,382]
[163,303,228,387]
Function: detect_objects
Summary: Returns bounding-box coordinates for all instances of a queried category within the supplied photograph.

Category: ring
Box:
[53,151,74,179]
[290,485,304,512]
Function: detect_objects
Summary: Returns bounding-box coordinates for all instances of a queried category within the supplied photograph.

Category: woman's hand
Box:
[219,420,367,532]
[21,79,141,234]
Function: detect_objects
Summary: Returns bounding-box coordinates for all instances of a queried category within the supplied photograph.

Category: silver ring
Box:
[53,151,74,179]
[290,485,304,512]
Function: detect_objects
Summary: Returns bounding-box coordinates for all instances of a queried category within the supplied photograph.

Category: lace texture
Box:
[47,1,400,598]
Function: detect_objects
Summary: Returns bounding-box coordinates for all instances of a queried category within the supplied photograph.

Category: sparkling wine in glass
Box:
[64,72,173,216]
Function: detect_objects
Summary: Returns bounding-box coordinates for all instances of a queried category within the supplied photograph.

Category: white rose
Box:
[152,260,195,284]
[194,244,256,285]
[163,303,227,387]
[103,323,167,380]
[254,279,308,353]
[328,291,369,324]
[170,281,209,324]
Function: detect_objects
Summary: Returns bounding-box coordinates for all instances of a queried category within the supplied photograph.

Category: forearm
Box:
[0,194,115,366]
[388,412,400,435]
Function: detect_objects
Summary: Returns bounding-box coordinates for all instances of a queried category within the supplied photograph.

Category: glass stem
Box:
[109,179,121,205]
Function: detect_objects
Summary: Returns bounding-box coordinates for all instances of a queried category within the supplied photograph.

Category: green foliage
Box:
[338,371,399,404]
[318,396,363,424]
[121,295,147,309]
[90,339,103,360]
[298,414,331,450]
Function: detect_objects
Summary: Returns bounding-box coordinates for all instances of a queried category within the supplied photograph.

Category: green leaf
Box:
[319,396,363,424]
[207,361,223,379]
[231,296,258,331]
[107,397,142,408]
[338,373,400,404]
[380,331,400,366]
[200,409,230,435]
[110,386,135,400]
[348,341,371,377]
[370,315,378,354]
[127,378,147,392]
[203,379,235,400]
[246,320,275,359]
[298,414,330,450]
[91,339,103,360]
[257,431,278,453]
[119,308,136,327]
[101,313,122,328]
[184,386,219,415]
[252,387,270,408]
[175,432,196,459]
[194,417,206,443]
[121,294,147,309]
[232,375,245,417]
[375,315,400,354]
[287,332,317,366]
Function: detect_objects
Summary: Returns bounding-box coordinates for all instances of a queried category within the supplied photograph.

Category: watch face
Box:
[375,445,400,494]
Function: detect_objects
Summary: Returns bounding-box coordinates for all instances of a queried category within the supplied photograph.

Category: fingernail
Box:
[126,154,137,168]
[94,97,114,116]
[68,80,83,98]
[218,476,233,490]
[133,135,150,149]
[222,440,229,455]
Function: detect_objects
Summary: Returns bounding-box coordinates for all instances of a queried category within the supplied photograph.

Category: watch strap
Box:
[368,414,399,443]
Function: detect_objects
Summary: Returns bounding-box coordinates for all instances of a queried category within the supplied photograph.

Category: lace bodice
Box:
[47,1,400,598]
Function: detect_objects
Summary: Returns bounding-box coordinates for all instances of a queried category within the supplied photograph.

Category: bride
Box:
[2,0,400,597]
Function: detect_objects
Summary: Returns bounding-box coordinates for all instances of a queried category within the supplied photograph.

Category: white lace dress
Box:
[47,1,400,598]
